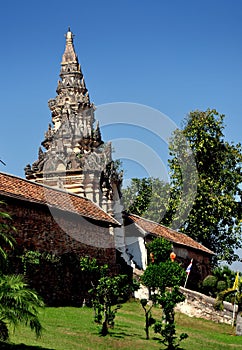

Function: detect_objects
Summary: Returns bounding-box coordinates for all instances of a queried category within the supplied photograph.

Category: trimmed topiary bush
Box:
[202,275,218,296]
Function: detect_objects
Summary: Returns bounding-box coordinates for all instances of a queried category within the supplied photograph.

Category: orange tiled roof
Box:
[0,172,120,226]
[127,213,214,255]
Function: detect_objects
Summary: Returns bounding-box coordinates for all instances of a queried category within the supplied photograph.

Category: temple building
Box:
[0,29,214,304]
[24,28,128,265]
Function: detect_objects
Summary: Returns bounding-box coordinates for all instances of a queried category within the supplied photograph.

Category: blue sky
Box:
[0,0,241,178]
[0,0,242,269]
[0,0,242,270]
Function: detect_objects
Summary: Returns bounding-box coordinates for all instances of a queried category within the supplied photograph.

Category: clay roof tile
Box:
[127,213,214,255]
[0,172,120,226]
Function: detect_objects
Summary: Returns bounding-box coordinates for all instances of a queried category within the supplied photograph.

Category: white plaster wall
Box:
[126,236,147,270]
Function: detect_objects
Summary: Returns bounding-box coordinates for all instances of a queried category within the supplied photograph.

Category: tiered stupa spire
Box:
[24,29,122,211]
[49,27,91,134]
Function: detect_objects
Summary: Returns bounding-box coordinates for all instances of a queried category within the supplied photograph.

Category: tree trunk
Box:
[145,312,149,340]
[101,320,108,336]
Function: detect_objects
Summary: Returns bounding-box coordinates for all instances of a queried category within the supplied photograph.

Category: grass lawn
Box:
[2,300,242,349]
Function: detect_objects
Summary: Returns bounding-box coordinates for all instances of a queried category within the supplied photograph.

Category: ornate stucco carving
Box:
[25,29,122,207]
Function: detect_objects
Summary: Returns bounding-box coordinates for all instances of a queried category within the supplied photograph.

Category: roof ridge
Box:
[128,212,161,226]
[129,213,179,233]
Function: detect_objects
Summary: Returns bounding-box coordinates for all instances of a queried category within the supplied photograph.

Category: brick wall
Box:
[0,196,119,305]
[173,246,212,289]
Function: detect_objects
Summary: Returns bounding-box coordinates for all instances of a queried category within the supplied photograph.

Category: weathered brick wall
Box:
[0,196,119,305]
[3,197,116,265]
[11,254,92,306]
[173,246,212,289]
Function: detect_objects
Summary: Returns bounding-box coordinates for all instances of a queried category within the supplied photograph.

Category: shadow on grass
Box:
[109,330,141,339]
[0,341,54,350]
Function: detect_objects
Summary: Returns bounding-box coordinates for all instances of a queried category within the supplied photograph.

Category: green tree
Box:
[0,201,44,340]
[141,260,187,349]
[122,177,170,223]
[142,260,186,294]
[80,256,108,307]
[91,274,138,336]
[163,109,242,264]
[147,237,172,264]
[80,257,139,336]
[141,238,187,348]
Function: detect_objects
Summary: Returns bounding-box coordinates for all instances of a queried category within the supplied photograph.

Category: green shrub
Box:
[217,280,227,293]
[202,275,218,296]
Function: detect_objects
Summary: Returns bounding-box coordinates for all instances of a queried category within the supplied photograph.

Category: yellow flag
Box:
[233,272,239,291]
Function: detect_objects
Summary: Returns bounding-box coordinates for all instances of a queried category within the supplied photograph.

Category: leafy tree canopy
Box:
[122,177,170,223]
[141,260,186,293]
[164,109,242,264]
[146,237,172,264]
[122,109,242,265]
